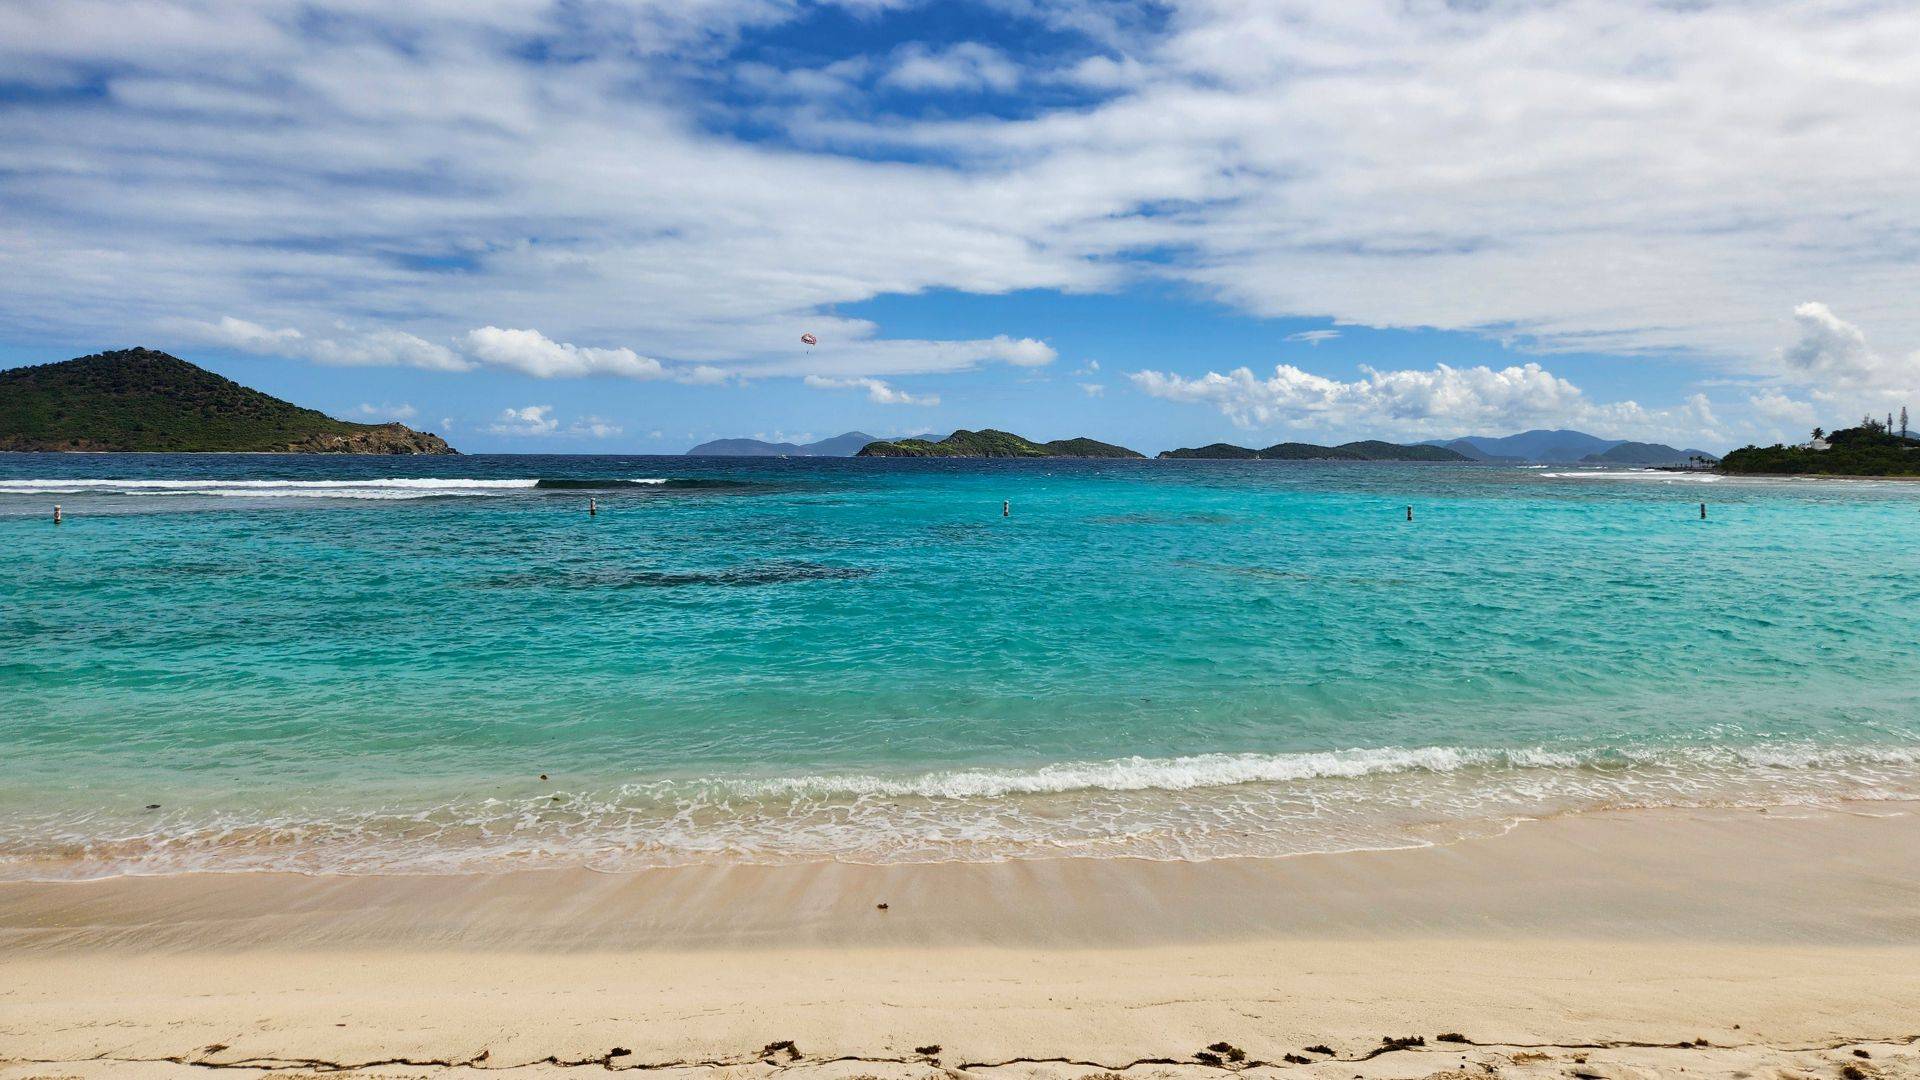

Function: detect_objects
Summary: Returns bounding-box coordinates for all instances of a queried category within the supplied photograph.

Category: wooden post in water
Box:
[53,504,61,526]
[1003,500,1010,518]
[1700,502,1706,520]
[589,497,598,517]
[1406,505,1413,522]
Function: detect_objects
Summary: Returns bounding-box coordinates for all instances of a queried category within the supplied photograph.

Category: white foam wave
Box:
[6,740,1918,880]
[728,746,1497,799]
[712,742,1920,800]
[1535,470,1722,482]
[0,478,664,499]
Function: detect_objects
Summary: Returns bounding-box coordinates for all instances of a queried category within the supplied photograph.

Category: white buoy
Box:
[589,497,598,517]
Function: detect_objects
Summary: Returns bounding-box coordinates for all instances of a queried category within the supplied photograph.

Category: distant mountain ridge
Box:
[1159,439,1470,461]
[857,429,1144,458]
[0,348,457,454]
[1581,441,1718,465]
[686,431,921,456]
[1426,429,1715,464]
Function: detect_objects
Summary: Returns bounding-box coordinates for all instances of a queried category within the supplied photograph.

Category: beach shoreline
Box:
[5,803,1917,1080]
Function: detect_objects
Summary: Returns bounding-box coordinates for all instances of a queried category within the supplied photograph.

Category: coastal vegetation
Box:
[857,429,1145,458]
[1158,440,1471,461]
[0,348,457,453]
[1719,420,1920,476]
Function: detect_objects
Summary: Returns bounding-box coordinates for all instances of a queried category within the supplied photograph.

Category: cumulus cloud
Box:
[188,316,469,371]
[1748,390,1817,429]
[804,375,940,406]
[465,327,666,379]
[1080,382,1105,397]
[486,404,624,438]
[1131,361,1718,442]
[488,404,558,436]
[1776,302,1920,400]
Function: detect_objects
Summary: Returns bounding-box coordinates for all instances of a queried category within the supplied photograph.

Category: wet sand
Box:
[3,804,1918,1080]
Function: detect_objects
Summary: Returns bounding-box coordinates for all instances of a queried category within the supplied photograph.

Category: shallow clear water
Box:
[3,453,1918,878]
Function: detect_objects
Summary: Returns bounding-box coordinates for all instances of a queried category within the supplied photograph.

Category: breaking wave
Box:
[6,740,1917,880]
[0,477,723,499]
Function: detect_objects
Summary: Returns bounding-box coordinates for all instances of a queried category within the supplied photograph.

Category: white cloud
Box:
[1776,302,1920,400]
[487,404,625,438]
[198,316,301,353]
[188,316,468,371]
[987,336,1057,367]
[567,415,622,439]
[350,401,417,421]
[6,0,1920,393]
[678,365,732,385]
[1062,53,1146,91]
[1132,360,1719,442]
[488,404,558,436]
[465,327,665,379]
[1080,382,1105,397]
[752,333,1055,378]
[803,374,939,406]
[1749,390,1817,429]
[882,42,1020,93]
[1286,330,1341,346]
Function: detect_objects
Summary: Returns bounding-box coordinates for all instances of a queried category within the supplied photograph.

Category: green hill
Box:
[0,348,456,453]
[1258,441,1368,460]
[1158,439,1471,461]
[1719,425,1919,476]
[1335,440,1471,461]
[1158,442,1261,460]
[857,429,1144,458]
[1581,441,1717,465]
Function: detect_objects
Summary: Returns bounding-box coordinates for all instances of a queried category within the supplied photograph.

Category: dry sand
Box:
[3,804,1918,1080]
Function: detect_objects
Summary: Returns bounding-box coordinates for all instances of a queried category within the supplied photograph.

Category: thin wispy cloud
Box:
[803,375,940,406]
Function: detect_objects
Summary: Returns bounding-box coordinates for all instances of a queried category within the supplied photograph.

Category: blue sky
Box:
[3,0,1917,454]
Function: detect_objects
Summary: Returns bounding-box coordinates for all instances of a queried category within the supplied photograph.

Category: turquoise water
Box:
[3,453,1919,878]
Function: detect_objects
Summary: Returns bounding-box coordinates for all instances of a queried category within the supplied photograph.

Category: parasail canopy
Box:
[800,332,817,346]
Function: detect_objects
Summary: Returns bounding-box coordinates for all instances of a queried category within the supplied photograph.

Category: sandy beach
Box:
[4,804,1918,1080]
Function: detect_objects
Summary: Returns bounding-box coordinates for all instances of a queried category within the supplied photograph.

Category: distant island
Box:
[1581,441,1719,466]
[0,348,457,454]
[687,431,931,457]
[1422,429,1716,465]
[1720,421,1920,476]
[857,429,1145,458]
[1159,439,1470,461]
